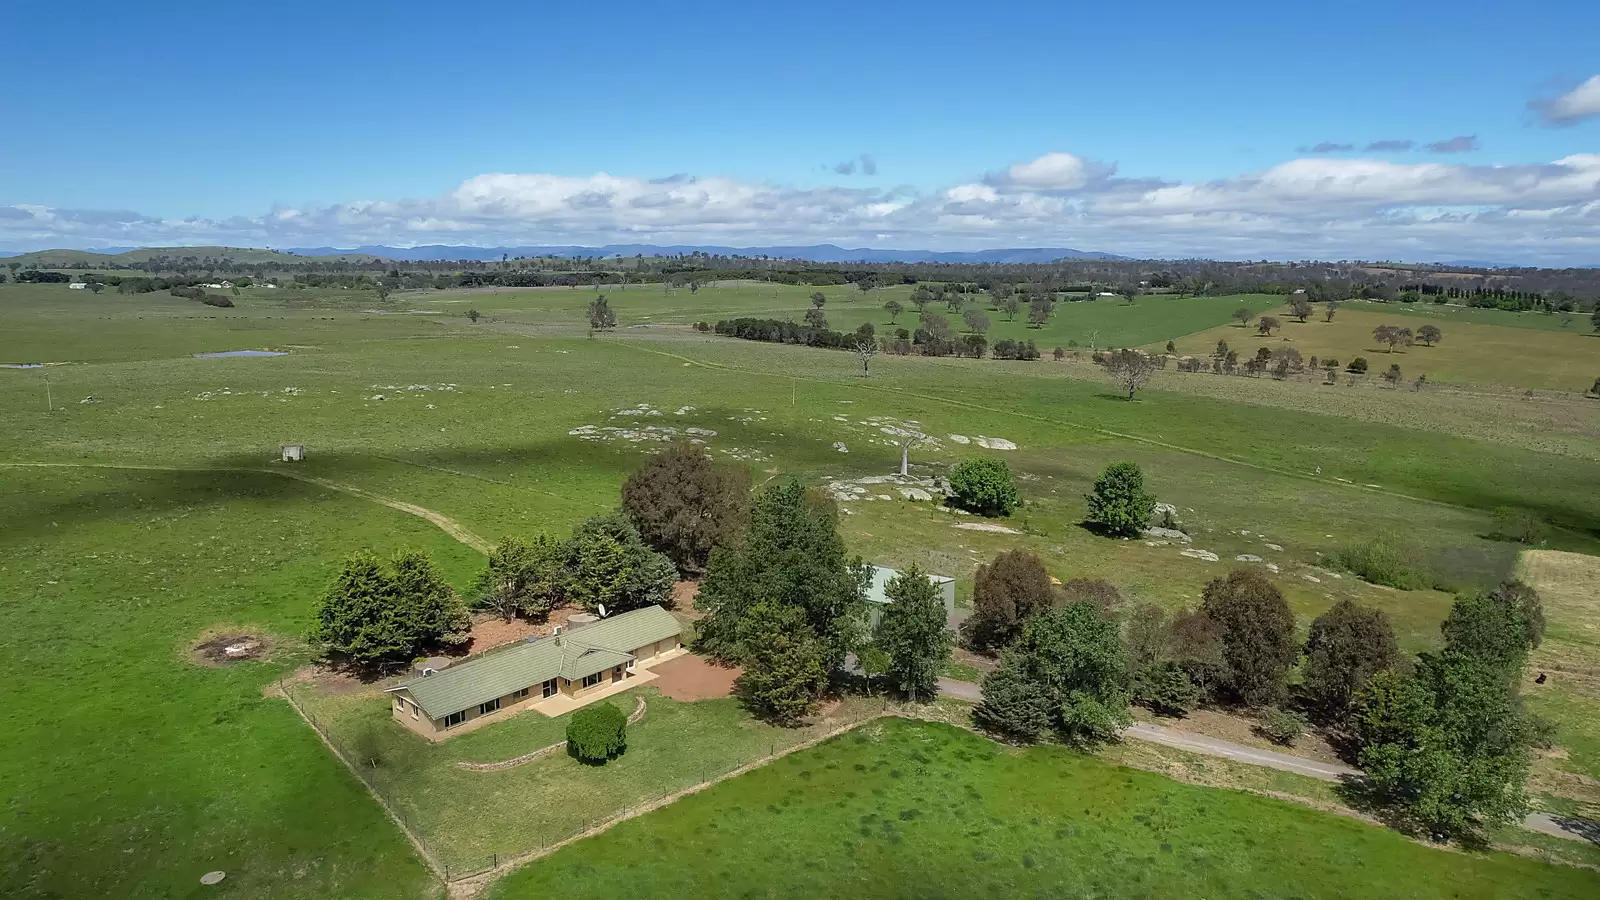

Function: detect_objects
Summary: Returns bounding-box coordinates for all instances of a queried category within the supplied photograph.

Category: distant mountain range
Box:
[282,243,1128,263]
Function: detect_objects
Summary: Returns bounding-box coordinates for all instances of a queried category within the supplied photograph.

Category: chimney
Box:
[553,625,564,646]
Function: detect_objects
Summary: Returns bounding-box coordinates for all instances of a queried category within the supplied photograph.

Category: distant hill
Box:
[1,245,387,268]
[285,243,1127,263]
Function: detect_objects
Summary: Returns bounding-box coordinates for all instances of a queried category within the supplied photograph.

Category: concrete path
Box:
[937,678,1597,844]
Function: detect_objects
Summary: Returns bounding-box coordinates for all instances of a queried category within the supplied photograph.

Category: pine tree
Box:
[733,602,829,724]
[874,566,953,701]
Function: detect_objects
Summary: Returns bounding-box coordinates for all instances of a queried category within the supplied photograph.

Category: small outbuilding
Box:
[280,443,305,462]
[866,564,956,627]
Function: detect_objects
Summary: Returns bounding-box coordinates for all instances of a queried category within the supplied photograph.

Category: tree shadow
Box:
[1334,773,1495,851]
[1549,815,1600,845]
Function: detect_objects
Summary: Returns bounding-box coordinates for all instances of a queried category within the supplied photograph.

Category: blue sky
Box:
[2,0,1598,262]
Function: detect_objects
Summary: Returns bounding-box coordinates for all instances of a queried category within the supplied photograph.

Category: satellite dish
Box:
[597,603,608,618]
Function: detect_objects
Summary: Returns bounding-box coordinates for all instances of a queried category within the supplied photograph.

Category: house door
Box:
[612,666,623,684]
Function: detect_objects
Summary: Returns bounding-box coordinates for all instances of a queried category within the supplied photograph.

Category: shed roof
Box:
[866,564,954,605]
[390,605,681,718]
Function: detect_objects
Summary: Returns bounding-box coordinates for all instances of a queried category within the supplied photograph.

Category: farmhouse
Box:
[866,564,955,627]
[385,604,684,739]
[68,282,87,290]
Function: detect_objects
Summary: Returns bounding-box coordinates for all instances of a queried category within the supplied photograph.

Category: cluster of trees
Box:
[690,478,956,720]
[472,515,677,621]
[965,541,1548,841]
[310,551,473,667]
[713,316,875,351]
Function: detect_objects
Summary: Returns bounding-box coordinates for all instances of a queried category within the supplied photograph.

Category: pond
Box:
[193,350,288,358]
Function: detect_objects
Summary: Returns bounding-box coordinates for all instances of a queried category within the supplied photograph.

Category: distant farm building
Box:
[68,282,87,290]
[280,443,305,462]
[385,605,685,740]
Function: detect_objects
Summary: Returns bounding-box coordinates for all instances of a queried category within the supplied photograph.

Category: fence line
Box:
[279,680,888,886]
[277,678,448,880]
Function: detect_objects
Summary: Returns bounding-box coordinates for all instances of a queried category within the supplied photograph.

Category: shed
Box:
[866,564,956,627]
[281,443,305,462]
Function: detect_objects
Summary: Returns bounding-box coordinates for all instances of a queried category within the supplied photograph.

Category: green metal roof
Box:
[866,564,954,605]
[391,605,682,719]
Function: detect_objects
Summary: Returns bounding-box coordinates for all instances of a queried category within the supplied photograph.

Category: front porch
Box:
[530,645,688,717]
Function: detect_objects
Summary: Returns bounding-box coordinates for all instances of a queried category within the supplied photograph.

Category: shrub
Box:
[948,457,1020,517]
[202,294,234,308]
[566,703,628,763]
[1302,599,1399,724]
[1058,578,1122,616]
[1084,461,1156,536]
[1347,357,1368,374]
[1257,707,1309,746]
[621,442,752,575]
[1335,532,1431,590]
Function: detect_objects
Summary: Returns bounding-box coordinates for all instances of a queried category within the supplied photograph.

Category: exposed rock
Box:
[1265,563,1280,573]
[898,487,933,501]
[1236,554,1263,563]
[1265,543,1284,552]
[948,434,972,444]
[954,522,1021,534]
[1180,549,1220,562]
[832,441,849,453]
[1301,573,1322,583]
[975,436,1017,450]
[1142,526,1191,543]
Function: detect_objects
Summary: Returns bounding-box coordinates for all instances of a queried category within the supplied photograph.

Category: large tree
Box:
[1440,581,1543,679]
[694,480,869,672]
[873,566,953,701]
[1200,569,1298,706]
[621,443,751,576]
[963,549,1057,654]
[471,534,565,620]
[733,601,830,724]
[1084,461,1156,536]
[1352,652,1532,839]
[1302,599,1400,723]
[562,514,677,613]
[310,550,471,667]
[975,602,1132,746]
[1103,349,1156,400]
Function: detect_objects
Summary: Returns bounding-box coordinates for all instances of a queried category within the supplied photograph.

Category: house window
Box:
[394,697,405,711]
[443,711,466,729]
[626,658,636,672]
[542,679,557,698]
[581,672,603,688]
[512,687,530,700]
[479,698,500,716]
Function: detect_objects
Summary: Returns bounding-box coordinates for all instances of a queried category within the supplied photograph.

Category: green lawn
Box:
[489,717,1600,900]
[290,684,884,872]
[1339,298,1600,334]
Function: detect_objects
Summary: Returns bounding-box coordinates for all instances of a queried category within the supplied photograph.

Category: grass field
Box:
[0,465,473,900]
[2,278,1599,897]
[489,717,1600,900]
[1518,551,1600,822]
[1164,302,1599,391]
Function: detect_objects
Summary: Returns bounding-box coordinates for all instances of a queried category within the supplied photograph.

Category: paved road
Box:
[937,678,1596,844]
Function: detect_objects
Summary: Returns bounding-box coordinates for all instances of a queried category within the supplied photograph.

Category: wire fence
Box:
[280,678,889,883]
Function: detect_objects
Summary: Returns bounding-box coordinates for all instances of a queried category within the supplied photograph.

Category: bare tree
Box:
[1105,349,1156,400]
[854,337,878,377]
[892,430,927,476]
[1289,295,1312,322]
[1233,307,1256,327]
[1324,300,1338,322]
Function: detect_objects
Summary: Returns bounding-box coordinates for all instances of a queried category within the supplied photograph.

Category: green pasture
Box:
[0,466,473,900]
[1164,302,1599,392]
[490,717,1600,900]
[2,279,1599,897]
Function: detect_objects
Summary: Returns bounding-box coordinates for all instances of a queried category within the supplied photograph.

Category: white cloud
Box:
[1532,75,1600,125]
[998,152,1095,190]
[3,150,1599,265]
